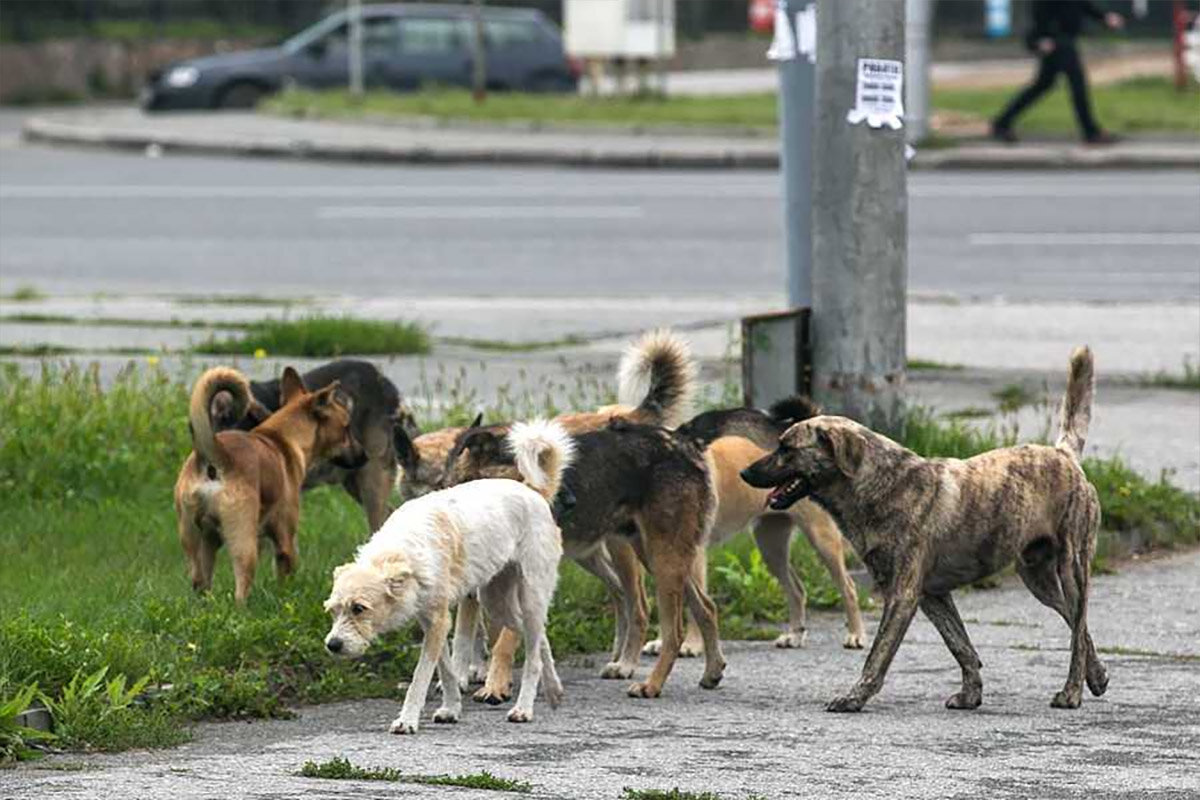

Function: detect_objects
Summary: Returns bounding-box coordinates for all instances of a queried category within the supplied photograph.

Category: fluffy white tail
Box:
[616,328,697,428]
[1056,346,1095,459]
[507,419,575,502]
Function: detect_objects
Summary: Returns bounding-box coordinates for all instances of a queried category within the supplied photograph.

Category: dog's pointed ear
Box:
[375,554,413,597]
[280,367,307,406]
[469,412,483,429]
[312,380,350,418]
[819,425,865,478]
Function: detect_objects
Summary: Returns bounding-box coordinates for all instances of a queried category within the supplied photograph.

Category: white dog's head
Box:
[323,553,421,658]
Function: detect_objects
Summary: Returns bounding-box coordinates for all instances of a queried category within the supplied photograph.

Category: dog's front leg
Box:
[391,607,451,735]
[433,644,463,724]
[451,594,482,690]
[919,593,982,709]
[827,590,919,713]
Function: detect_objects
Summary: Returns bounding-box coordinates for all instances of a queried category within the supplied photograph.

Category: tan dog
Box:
[174,366,357,603]
[743,348,1107,712]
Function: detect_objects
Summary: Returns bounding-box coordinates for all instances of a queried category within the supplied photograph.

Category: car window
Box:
[485,19,544,49]
[313,17,399,55]
[398,17,469,55]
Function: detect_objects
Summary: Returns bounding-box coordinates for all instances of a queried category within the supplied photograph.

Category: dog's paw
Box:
[945,690,982,710]
[627,681,661,699]
[467,664,489,686]
[545,684,565,710]
[506,708,532,723]
[641,639,662,656]
[774,630,808,649]
[842,631,866,650]
[1087,664,1109,697]
[1050,689,1082,709]
[472,685,511,705]
[699,667,725,690]
[825,694,866,713]
[600,661,635,680]
[432,707,460,724]
[389,718,418,735]
[678,640,705,658]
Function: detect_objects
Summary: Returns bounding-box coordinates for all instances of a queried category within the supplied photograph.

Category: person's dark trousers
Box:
[993,39,1100,139]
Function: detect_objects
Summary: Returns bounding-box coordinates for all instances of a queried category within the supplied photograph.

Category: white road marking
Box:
[316,205,643,220]
[969,233,1200,246]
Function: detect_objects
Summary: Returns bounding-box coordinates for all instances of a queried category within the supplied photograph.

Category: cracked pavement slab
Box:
[4,551,1197,800]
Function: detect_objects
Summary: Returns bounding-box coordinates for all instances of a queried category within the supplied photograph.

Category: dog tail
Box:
[617,329,697,428]
[508,419,576,503]
[767,395,822,427]
[189,367,250,469]
[1056,346,1094,459]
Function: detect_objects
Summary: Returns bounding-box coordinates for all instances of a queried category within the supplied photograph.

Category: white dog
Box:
[323,419,573,734]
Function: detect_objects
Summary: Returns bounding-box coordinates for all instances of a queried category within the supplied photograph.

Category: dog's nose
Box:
[325,637,344,654]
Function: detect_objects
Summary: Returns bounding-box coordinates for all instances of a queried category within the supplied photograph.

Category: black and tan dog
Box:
[444,417,724,700]
[176,366,359,603]
[212,359,414,532]
[743,347,1106,712]
[639,396,866,657]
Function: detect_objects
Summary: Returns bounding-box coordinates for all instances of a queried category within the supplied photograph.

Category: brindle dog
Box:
[742,347,1107,712]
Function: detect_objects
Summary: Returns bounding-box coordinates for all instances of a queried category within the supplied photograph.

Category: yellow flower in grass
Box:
[254,348,267,359]
[146,355,160,367]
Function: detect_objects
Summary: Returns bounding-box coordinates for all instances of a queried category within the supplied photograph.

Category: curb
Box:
[22,114,1200,171]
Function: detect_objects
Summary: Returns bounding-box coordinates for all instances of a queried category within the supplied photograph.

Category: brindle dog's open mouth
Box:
[766,477,807,510]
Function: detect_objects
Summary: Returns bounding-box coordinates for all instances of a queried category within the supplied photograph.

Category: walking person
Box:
[992,1,1125,145]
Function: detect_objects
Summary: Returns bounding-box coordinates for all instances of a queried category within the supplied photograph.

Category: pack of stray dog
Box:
[174,330,1107,732]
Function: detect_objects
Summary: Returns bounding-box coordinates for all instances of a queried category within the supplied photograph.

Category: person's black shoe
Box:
[990,124,1018,144]
[1084,130,1122,146]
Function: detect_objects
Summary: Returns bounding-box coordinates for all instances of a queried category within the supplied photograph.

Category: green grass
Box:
[0,313,253,331]
[2,284,46,302]
[1,364,1195,755]
[265,87,778,130]
[992,382,1041,414]
[1142,357,1200,391]
[264,77,1199,137]
[193,315,431,358]
[907,358,965,371]
[934,76,1200,136]
[298,757,532,792]
[172,294,312,307]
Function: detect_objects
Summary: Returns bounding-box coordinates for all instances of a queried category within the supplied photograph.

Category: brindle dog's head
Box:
[440,417,520,489]
[740,415,868,510]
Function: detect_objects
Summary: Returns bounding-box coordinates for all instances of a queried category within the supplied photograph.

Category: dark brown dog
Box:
[742,347,1107,712]
[175,366,358,603]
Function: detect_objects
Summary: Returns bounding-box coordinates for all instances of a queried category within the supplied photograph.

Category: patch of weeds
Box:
[3,285,45,302]
[907,358,964,371]
[194,315,430,357]
[1141,357,1200,391]
[298,757,531,792]
[942,406,994,420]
[1083,459,1200,551]
[38,667,189,752]
[0,313,252,331]
[992,383,1039,413]
[1,683,56,764]
[0,344,80,357]
[172,294,311,307]
[438,334,590,352]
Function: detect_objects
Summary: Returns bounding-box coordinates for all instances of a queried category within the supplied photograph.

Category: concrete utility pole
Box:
[348,0,364,97]
[471,0,488,102]
[778,0,816,309]
[811,0,907,434]
[904,0,932,144]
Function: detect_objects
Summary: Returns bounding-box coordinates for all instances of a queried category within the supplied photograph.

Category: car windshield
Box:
[281,11,348,55]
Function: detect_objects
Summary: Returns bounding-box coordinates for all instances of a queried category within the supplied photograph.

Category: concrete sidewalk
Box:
[22,107,1200,171]
[5,550,1198,800]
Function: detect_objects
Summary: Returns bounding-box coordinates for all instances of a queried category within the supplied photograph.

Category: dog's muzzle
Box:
[325,637,344,654]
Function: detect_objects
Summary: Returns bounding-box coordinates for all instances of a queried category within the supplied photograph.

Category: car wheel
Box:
[217,81,266,109]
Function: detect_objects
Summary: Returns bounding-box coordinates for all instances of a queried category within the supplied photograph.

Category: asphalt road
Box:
[1,136,1197,303]
[5,550,1198,800]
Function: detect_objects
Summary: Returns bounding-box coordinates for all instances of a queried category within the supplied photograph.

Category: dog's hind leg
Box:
[349,457,395,533]
[508,579,552,723]
[579,543,642,680]
[225,518,259,605]
[683,567,726,689]
[1050,500,1104,709]
[179,512,216,594]
[754,513,809,649]
[392,605,452,735]
[1017,534,1107,700]
[476,570,521,705]
[793,503,867,649]
[611,539,649,676]
[919,593,983,709]
[451,594,481,692]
